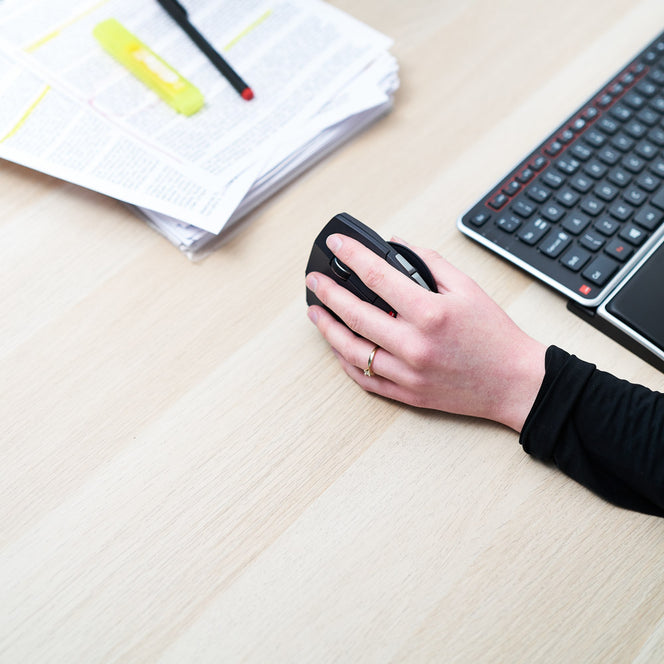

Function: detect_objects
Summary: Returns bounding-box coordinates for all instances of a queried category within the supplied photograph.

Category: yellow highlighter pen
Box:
[93,18,204,116]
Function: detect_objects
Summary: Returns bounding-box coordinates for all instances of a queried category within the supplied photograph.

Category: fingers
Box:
[307,304,409,383]
[306,271,405,353]
[333,352,426,408]
[325,234,434,321]
[308,304,424,404]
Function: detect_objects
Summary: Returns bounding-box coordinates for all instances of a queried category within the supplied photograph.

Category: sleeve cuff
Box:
[519,345,596,461]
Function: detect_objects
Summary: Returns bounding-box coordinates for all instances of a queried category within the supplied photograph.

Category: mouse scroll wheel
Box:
[331,257,352,280]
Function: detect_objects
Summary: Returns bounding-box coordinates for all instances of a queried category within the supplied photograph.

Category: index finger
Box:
[326,233,434,320]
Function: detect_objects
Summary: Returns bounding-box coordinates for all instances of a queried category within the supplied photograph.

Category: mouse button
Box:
[331,256,352,280]
[411,271,431,290]
[388,242,437,293]
[393,252,416,275]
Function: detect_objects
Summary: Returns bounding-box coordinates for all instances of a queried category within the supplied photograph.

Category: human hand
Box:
[305,234,547,432]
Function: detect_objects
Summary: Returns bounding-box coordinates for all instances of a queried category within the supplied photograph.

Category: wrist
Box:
[491,336,547,432]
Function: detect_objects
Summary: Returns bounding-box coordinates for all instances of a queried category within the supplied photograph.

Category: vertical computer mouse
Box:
[305,213,437,322]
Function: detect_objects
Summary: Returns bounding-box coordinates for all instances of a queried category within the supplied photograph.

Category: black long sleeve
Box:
[520,345,664,516]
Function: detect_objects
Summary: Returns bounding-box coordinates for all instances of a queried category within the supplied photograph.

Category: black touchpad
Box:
[606,241,664,349]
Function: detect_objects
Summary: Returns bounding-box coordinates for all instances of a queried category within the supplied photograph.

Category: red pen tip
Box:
[241,87,254,101]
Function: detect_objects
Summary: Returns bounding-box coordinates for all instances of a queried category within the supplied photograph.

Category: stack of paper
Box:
[0,0,398,258]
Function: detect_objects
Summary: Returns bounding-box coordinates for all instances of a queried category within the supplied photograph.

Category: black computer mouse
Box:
[305,213,437,322]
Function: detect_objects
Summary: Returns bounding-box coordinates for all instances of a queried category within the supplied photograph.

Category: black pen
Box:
[156,0,254,100]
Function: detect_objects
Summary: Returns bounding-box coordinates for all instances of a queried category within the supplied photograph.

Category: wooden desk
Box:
[3,1,664,661]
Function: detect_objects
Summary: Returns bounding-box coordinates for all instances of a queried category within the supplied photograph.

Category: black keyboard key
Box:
[570,118,586,134]
[541,202,566,222]
[622,154,646,173]
[594,217,620,236]
[496,214,522,233]
[634,205,663,230]
[610,82,625,96]
[584,130,606,147]
[594,182,619,201]
[542,171,565,189]
[598,93,613,108]
[545,141,563,156]
[637,108,659,126]
[583,106,599,121]
[518,218,550,245]
[562,211,591,235]
[488,193,508,209]
[623,92,646,109]
[504,181,521,196]
[530,156,547,170]
[624,120,648,139]
[572,117,587,132]
[540,231,572,258]
[635,140,657,160]
[556,188,580,207]
[580,230,606,251]
[609,201,633,221]
[651,95,664,112]
[623,186,647,207]
[526,184,551,203]
[619,223,647,246]
[470,211,491,227]
[612,134,635,152]
[610,104,632,121]
[516,168,535,183]
[636,172,659,192]
[512,198,536,218]
[561,246,591,272]
[560,129,574,144]
[604,238,634,262]
[555,157,580,174]
[636,80,657,97]
[608,166,631,187]
[597,146,621,165]
[571,143,593,161]
[580,197,604,216]
[570,173,594,193]
[582,255,619,286]
[584,160,607,179]
[597,116,619,134]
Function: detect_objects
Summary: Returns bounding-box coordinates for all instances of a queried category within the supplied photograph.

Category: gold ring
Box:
[364,345,380,377]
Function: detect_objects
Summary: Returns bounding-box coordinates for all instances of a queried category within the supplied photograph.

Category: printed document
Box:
[0,0,397,254]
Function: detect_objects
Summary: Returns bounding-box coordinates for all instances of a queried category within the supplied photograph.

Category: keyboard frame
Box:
[457,28,664,309]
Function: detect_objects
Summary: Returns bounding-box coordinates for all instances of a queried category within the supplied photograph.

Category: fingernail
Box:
[307,307,319,324]
[326,234,342,252]
[306,274,318,293]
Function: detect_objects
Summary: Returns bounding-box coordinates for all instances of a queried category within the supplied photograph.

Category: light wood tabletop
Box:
[3,1,664,661]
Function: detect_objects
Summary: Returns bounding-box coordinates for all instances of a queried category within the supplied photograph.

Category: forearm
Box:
[521,346,664,516]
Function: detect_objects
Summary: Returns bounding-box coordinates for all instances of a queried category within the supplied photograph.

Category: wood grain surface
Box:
[3,1,664,661]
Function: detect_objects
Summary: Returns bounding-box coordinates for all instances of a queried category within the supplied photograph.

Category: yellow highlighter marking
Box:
[223,9,272,52]
[0,85,50,143]
[26,0,110,53]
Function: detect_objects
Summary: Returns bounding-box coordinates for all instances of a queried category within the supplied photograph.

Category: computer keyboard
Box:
[458,29,664,306]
